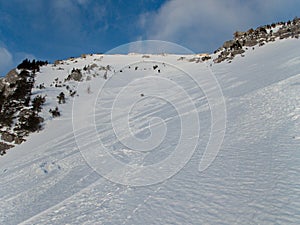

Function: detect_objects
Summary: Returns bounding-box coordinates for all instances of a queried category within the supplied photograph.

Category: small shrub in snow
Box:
[49,107,60,117]
[57,92,66,104]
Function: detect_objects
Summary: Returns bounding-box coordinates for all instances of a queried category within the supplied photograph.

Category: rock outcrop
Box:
[214,17,300,63]
[1,132,15,143]
[0,142,13,156]
[65,69,83,82]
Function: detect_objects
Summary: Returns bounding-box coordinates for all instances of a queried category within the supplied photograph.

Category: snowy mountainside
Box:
[0,38,300,224]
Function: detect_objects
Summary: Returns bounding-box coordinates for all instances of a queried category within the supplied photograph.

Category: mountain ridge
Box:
[0,22,299,223]
[1,17,300,155]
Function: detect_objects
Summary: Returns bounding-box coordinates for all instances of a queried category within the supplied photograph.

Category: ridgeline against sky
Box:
[0,0,300,76]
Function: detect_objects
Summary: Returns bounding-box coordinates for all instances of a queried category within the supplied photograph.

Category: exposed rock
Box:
[269,37,276,42]
[280,33,292,39]
[0,79,5,90]
[214,17,300,63]
[0,69,21,97]
[66,70,82,82]
[4,69,19,84]
[221,51,230,57]
[99,65,111,71]
[231,49,245,57]
[244,39,258,47]
[188,57,199,63]
[84,63,98,73]
[234,31,246,38]
[14,129,29,138]
[202,56,211,61]
[14,137,25,144]
[1,132,15,143]
[0,142,13,155]
[89,63,98,70]
[3,85,15,97]
[213,57,224,63]
[223,40,235,49]
[54,60,62,66]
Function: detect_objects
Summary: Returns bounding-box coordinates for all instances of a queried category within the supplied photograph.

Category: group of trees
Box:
[32,95,46,112]
[0,70,34,129]
[17,59,48,73]
[0,62,48,141]
[16,110,44,133]
[11,70,34,105]
[0,89,14,128]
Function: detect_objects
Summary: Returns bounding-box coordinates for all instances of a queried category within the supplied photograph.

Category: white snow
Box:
[0,38,300,224]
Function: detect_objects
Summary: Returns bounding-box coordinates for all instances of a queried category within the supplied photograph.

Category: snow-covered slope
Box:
[1,38,300,224]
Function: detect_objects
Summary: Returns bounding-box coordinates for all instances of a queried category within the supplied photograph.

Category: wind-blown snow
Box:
[0,38,300,224]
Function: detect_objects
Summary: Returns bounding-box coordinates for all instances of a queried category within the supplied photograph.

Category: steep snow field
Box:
[1,38,300,224]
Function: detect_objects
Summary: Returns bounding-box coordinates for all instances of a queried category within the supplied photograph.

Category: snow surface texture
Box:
[0,38,300,224]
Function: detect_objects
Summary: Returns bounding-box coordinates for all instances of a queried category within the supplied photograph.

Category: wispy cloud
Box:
[50,0,82,32]
[0,47,13,76]
[47,0,108,44]
[0,42,36,77]
[139,0,300,52]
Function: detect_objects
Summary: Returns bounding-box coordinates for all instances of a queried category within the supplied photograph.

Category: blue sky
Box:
[0,0,299,76]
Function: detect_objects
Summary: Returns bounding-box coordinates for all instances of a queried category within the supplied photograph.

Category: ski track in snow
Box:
[0,39,300,224]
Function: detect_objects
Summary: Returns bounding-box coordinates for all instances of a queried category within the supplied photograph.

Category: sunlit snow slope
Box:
[1,38,300,224]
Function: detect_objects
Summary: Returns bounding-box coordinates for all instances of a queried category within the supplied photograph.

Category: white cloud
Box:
[139,0,300,52]
[0,44,36,77]
[0,47,13,76]
[49,0,107,41]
